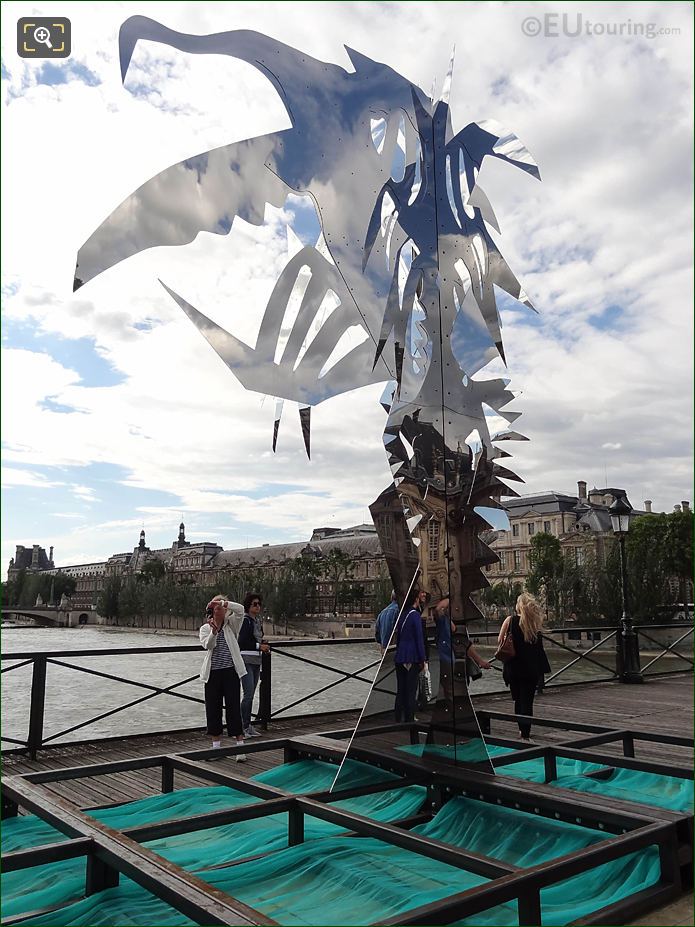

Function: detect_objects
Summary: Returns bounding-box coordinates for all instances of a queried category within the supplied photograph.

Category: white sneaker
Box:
[235,753,247,763]
[245,726,262,737]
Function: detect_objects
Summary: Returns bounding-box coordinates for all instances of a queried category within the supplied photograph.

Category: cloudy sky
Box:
[2,0,693,570]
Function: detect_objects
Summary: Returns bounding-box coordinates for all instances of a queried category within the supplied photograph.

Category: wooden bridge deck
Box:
[2,675,693,927]
[3,674,692,811]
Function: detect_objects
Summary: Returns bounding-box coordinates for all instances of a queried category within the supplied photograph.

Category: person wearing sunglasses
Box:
[238,593,270,737]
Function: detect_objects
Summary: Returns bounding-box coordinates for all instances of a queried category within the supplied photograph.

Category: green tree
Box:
[620,514,670,621]
[663,510,694,608]
[526,532,563,612]
[118,577,143,622]
[52,573,77,601]
[97,575,122,621]
[371,572,394,615]
[268,556,323,627]
[481,576,524,617]
[319,549,356,614]
[338,582,366,610]
[138,559,167,584]
[2,570,26,607]
[619,510,694,621]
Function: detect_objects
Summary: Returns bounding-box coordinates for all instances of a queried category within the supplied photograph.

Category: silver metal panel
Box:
[74,16,540,777]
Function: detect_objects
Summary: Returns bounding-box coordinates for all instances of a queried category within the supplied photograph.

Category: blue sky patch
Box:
[35,60,100,87]
[39,398,83,414]
[3,318,126,388]
[286,194,322,246]
[589,304,625,331]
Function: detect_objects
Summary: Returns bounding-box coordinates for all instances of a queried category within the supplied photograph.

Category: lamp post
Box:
[609,495,643,684]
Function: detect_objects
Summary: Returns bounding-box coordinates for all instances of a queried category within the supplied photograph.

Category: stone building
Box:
[8,486,689,618]
[485,481,658,585]
[7,522,386,616]
[7,543,55,576]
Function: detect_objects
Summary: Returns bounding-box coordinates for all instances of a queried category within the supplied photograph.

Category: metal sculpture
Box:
[75,16,540,773]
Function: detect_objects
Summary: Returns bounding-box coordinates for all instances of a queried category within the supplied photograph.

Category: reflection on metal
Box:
[75,15,540,777]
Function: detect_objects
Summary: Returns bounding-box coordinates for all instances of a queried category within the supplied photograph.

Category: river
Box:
[1,625,686,747]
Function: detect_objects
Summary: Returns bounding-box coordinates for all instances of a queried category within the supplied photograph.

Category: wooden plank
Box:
[3,678,691,810]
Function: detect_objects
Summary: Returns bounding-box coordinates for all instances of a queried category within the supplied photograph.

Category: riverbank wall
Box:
[90,613,375,639]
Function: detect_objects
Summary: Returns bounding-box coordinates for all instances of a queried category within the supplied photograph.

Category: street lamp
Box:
[609,494,643,684]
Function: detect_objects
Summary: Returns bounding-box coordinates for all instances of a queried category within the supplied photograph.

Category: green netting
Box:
[549,766,694,812]
[253,757,400,791]
[20,837,488,927]
[15,791,660,926]
[18,883,194,927]
[143,782,426,871]
[399,742,601,779]
[1,760,423,921]
[198,798,659,927]
[0,815,69,854]
[398,742,693,810]
[1,784,264,918]
[420,795,605,865]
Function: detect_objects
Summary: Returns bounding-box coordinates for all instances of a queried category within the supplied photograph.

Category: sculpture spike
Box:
[299,405,311,459]
[272,399,284,452]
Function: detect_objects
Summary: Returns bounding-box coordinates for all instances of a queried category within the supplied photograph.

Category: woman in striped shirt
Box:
[199,596,248,758]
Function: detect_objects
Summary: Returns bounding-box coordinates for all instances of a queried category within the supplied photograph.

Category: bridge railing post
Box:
[28,656,47,759]
[258,649,272,731]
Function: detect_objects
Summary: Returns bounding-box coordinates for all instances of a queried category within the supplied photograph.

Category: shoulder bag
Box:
[494,620,516,663]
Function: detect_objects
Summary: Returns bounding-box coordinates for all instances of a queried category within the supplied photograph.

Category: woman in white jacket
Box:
[199,595,248,758]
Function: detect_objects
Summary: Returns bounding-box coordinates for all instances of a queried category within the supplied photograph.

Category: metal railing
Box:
[467,622,693,686]
[1,623,691,756]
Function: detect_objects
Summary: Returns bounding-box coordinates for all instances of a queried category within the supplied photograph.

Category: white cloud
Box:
[71,484,99,502]
[1,467,62,489]
[1,0,693,570]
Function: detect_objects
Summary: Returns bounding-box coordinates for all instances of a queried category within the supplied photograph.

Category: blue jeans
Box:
[240,662,261,730]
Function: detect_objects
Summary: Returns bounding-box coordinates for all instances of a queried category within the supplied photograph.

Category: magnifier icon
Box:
[33,26,53,49]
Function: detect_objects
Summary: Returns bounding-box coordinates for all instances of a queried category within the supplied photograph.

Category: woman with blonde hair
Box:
[497,592,551,741]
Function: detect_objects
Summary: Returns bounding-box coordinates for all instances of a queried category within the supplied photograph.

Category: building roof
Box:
[501,492,580,515]
[214,533,382,568]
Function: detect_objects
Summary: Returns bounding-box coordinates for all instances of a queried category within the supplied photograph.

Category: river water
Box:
[1,625,685,746]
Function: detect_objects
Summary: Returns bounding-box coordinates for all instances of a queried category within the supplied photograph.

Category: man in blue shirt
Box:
[374,592,399,652]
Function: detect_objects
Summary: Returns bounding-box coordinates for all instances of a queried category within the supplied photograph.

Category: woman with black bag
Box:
[497,592,551,742]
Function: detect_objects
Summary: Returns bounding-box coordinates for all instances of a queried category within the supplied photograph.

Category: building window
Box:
[379,515,393,552]
[544,521,551,534]
[428,520,441,563]
[498,551,507,571]
[576,547,585,566]
[512,524,519,538]
[528,523,536,536]
[513,550,522,571]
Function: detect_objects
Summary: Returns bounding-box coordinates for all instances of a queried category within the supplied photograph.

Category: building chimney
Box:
[644,500,652,513]
[49,545,54,562]
[577,480,587,500]
[682,501,690,513]
[674,504,682,513]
